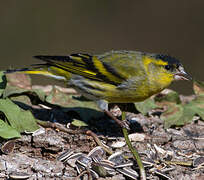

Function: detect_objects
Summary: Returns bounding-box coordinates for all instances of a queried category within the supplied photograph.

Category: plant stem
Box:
[122,111,146,180]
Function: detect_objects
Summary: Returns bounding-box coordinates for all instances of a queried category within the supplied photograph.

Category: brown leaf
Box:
[6,73,31,90]
[193,80,204,96]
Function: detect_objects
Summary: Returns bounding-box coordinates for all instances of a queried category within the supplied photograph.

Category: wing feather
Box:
[34,54,126,85]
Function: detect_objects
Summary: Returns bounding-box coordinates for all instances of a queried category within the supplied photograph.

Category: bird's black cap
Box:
[155,54,181,65]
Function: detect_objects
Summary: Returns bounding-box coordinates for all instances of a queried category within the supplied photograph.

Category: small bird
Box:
[6,50,191,127]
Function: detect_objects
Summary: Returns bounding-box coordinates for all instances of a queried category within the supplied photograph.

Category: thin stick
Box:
[86,130,113,155]
[37,120,84,134]
[121,111,146,180]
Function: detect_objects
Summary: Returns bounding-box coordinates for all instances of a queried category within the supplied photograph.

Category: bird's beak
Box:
[174,67,192,81]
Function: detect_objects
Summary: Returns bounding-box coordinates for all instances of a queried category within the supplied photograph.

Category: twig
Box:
[37,120,84,134]
[74,170,88,180]
[121,111,146,180]
[164,160,192,166]
[86,130,113,155]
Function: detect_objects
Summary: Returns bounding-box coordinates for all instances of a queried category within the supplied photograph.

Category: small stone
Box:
[173,140,195,150]
[32,129,64,151]
[195,140,204,150]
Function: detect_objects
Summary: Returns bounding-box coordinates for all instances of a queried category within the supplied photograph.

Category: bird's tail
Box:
[5,64,71,81]
[4,53,102,81]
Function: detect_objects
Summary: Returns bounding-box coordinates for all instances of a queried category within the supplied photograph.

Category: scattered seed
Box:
[1,140,15,154]
[57,149,74,161]
[86,130,113,155]
[115,161,133,168]
[9,172,30,179]
[111,141,126,148]
[128,133,145,142]
[90,169,99,179]
[99,160,116,171]
[108,151,125,165]
[193,156,204,167]
[31,127,45,136]
[153,170,173,180]
[88,146,105,162]
[117,167,139,179]
[67,152,83,161]
[76,155,92,168]
[76,163,85,174]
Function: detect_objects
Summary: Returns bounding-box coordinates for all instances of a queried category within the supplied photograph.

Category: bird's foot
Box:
[104,110,130,130]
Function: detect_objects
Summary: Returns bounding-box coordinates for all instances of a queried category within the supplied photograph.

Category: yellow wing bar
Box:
[33,54,126,86]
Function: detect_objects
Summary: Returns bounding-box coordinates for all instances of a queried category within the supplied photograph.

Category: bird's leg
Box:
[98,100,146,178]
[97,100,130,129]
[104,110,130,130]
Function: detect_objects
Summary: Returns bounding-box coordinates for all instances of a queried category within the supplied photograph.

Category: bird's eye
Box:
[164,65,173,71]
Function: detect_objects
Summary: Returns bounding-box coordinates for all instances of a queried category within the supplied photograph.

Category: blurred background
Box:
[0,0,203,94]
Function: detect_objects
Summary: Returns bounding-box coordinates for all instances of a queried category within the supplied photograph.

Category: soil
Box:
[0,85,203,180]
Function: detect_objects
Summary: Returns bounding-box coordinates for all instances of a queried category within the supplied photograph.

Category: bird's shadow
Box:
[13,97,144,137]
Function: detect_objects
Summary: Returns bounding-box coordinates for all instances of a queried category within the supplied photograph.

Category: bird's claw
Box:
[118,120,130,130]
[104,110,130,130]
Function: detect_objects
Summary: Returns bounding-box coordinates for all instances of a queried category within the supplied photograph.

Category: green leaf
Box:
[176,104,195,125]
[191,80,204,120]
[186,96,204,120]
[161,103,184,128]
[0,119,21,139]
[71,119,88,127]
[10,95,32,106]
[3,73,46,102]
[32,89,46,102]
[155,90,181,104]
[0,99,39,133]
[134,98,157,115]
[45,86,73,107]
[3,84,46,104]
[162,93,204,128]
[3,85,29,98]
[0,71,7,97]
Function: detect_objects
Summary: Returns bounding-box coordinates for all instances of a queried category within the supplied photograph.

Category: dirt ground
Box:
[0,102,203,179]
[0,74,203,179]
